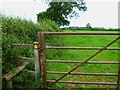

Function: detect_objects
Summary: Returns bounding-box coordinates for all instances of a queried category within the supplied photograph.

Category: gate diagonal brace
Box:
[50,36,120,86]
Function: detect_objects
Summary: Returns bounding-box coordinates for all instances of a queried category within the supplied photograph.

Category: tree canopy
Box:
[37,1,87,26]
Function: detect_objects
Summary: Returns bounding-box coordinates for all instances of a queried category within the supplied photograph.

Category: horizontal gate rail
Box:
[12,44,120,50]
[47,71,118,76]
[46,60,120,64]
[46,46,120,50]
[47,80,120,85]
[43,32,120,35]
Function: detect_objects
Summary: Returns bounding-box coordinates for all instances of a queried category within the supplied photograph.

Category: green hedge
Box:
[1,15,63,74]
[1,15,64,88]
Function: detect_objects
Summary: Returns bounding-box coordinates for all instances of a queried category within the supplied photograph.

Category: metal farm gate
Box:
[37,32,120,89]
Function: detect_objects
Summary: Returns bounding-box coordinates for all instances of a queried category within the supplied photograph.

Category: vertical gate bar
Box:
[38,32,47,88]
[50,36,120,86]
[116,31,120,90]
[41,33,47,88]
[116,37,120,90]
[38,32,43,75]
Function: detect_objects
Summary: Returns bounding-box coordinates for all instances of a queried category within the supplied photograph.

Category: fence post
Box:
[38,32,47,88]
[33,42,40,84]
[6,79,12,88]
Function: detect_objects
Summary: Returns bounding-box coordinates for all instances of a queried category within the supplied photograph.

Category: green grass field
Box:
[46,30,119,88]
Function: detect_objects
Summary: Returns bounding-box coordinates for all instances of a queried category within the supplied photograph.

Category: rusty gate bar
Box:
[116,36,120,90]
[43,32,120,35]
[47,71,118,76]
[50,36,120,86]
[38,33,43,75]
[38,32,47,88]
[47,80,119,85]
[46,60,120,64]
[11,44,120,50]
[41,33,47,88]
[46,46,120,50]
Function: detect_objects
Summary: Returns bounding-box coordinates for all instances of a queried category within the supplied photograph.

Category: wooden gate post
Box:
[6,79,12,88]
[38,32,47,88]
[33,42,40,84]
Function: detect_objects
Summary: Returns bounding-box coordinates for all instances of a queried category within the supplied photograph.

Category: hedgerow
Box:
[1,15,63,88]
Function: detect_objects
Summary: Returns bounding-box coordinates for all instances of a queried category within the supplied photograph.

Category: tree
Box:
[86,23,92,29]
[37,1,87,26]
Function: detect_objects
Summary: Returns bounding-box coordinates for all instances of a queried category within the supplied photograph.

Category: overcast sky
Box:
[0,0,119,29]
